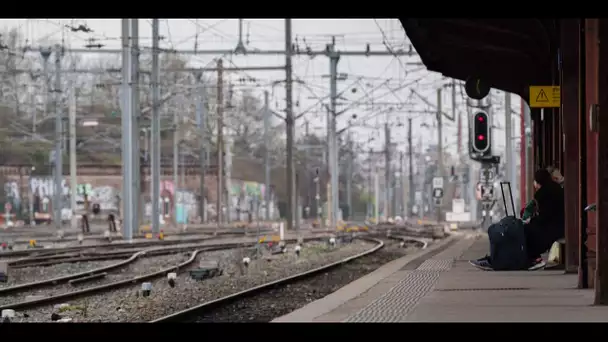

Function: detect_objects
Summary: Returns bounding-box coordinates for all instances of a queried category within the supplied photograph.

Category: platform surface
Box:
[274,233,608,322]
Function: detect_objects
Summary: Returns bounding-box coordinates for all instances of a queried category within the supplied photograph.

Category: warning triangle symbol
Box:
[536,89,549,102]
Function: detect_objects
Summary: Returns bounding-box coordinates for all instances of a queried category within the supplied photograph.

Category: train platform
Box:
[274,232,608,322]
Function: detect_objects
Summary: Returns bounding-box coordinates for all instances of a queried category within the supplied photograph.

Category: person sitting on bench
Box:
[471,169,564,271]
[524,169,565,268]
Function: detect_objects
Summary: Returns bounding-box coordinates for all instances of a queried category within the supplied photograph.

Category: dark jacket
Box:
[529,181,565,243]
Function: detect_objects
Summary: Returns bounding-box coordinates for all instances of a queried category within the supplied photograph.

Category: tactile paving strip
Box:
[435,287,530,292]
[345,258,455,322]
[416,259,453,271]
[344,238,477,322]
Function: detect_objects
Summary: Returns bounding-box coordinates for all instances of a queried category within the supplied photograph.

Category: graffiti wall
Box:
[3,181,21,212]
[3,174,279,223]
[29,177,120,210]
[228,180,278,221]
[144,180,198,224]
[27,176,121,220]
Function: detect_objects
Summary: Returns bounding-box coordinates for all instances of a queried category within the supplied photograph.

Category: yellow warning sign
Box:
[529,86,560,108]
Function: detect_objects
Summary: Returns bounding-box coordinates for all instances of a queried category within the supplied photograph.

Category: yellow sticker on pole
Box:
[529,86,560,108]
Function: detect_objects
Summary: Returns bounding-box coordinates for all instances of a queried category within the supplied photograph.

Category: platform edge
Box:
[271,235,458,322]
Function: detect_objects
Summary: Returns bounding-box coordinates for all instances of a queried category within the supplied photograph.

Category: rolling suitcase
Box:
[487,182,529,271]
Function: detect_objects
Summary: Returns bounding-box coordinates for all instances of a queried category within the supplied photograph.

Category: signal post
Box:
[469,107,500,230]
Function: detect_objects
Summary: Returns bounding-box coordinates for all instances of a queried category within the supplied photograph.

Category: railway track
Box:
[0,236,330,318]
[4,242,220,268]
[0,234,242,258]
[149,237,386,322]
[0,225,278,240]
[147,233,438,323]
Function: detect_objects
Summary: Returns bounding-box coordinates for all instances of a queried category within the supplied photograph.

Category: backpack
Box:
[488,182,529,271]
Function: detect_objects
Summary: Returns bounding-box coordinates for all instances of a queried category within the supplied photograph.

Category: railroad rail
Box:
[386,235,429,250]
[0,250,144,296]
[149,237,384,323]
[0,234,229,258]
[0,236,326,312]
[0,226,276,243]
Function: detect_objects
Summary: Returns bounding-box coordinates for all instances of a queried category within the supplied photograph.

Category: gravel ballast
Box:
[0,252,190,307]
[12,239,377,322]
[190,238,420,322]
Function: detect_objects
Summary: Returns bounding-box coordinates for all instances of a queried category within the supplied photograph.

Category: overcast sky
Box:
[1,19,523,165]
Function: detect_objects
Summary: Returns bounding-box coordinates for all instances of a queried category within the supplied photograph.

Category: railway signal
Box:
[472,111,490,153]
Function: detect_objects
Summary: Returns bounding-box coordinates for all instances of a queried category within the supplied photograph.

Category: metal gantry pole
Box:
[408,118,414,218]
[216,59,224,226]
[285,18,295,232]
[172,108,179,227]
[131,19,141,233]
[121,19,134,241]
[197,74,207,224]
[374,167,379,224]
[263,90,271,221]
[328,45,340,228]
[53,45,63,231]
[436,88,444,223]
[68,85,77,230]
[40,48,51,123]
[400,151,405,218]
[346,133,352,219]
[225,135,232,224]
[151,18,161,234]
[384,122,391,219]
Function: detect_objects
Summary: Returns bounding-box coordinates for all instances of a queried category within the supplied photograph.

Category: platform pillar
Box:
[594,18,608,304]
[561,19,581,274]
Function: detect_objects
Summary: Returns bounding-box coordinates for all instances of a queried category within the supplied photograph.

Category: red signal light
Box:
[477,135,485,141]
[477,116,485,122]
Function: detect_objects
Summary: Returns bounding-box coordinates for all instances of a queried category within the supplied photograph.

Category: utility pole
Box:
[225,134,232,224]
[328,40,340,227]
[374,166,379,224]
[454,79,461,158]
[408,118,414,218]
[346,132,352,219]
[315,168,321,224]
[400,151,405,218]
[121,19,134,241]
[295,171,300,229]
[40,48,52,125]
[68,85,77,230]
[53,44,63,231]
[151,18,161,234]
[197,74,207,224]
[216,58,224,226]
[384,122,391,219]
[285,18,296,231]
[131,19,141,233]
[436,88,444,223]
[367,148,373,218]
[172,110,179,227]
[263,90,271,221]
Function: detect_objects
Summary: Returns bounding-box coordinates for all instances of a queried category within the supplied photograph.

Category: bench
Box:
[545,238,566,270]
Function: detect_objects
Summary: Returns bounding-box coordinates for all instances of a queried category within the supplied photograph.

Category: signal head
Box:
[472,111,490,153]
